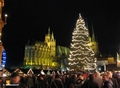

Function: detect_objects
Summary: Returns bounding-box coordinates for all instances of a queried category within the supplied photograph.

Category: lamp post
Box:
[4,14,7,24]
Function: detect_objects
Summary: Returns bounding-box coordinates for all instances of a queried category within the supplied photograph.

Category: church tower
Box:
[45,27,51,47]
[44,28,56,57]
[90,25,99,56]
[50,32,56,57]
[0,0,7,66]
[45,27,50,43]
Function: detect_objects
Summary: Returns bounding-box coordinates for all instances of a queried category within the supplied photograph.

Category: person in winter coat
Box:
[107,71,118,88]
[102,74,114,88]
[50,74,64,88]
[65,74,71,88]
[38,75,48,88]
[69,74,77,88]
[81,74,99,88]
[116,73,120,88]
[26,76,34,88]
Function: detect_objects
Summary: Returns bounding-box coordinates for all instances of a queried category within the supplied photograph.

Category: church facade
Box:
[24,28,70,70]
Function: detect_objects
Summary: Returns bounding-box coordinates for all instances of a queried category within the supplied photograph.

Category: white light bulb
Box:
[5,14,8,17]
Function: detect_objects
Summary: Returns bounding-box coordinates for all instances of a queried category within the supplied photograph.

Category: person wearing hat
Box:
[5,72,27,88]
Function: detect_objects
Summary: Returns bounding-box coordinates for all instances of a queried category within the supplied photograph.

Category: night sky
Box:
[2,0,120,67]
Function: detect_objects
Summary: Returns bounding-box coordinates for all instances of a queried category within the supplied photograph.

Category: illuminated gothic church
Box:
[89,27,99,56]
[24,28,70,69]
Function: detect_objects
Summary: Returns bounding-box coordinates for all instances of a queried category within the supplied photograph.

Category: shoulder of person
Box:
[107,83,114,88]
[55,78,62,81]
[19,83,27,88]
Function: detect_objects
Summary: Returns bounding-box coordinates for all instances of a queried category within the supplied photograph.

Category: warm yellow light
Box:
[6,80,10,84]
[52,62,57,66]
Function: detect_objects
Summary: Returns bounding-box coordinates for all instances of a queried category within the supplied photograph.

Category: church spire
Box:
[51,32,55,41]
[85,18,91,42]
[48,27,50,35]
[91,22,95,42]
[79,13,82,18]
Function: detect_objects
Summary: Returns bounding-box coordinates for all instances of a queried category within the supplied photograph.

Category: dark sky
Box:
[2,0,120,66]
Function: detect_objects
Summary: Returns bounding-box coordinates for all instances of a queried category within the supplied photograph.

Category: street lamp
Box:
[5,14,8,17]
[4,14,8,24]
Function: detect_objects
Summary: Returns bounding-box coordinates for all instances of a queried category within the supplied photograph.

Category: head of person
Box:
[79,75,84,80]
[93,71,100,77]
[107,71,113,78]
[55,74,60,79]
[10,72,21,84]
[66,74,69,78]
[116,72,120,79]
[103,74,109,82]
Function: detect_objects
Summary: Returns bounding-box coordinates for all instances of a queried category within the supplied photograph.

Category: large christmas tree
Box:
[68,14,97,71]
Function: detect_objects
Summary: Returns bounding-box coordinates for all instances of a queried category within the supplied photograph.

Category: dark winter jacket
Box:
[65,77,71,88]
[50,78,64,88]
[38,79,48,88]
[116,78,120,87]
[110,78,118,88]
[26,77,34,88]
[81,80,99,88]
[103,79,114,88]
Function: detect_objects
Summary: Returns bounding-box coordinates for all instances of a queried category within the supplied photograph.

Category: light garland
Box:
[68,14,97,70]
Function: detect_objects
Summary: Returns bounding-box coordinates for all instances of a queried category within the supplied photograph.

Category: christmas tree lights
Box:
[68,14,97,71]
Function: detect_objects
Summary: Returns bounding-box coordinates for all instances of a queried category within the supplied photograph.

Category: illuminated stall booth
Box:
[3,69,11,77]
[14,69,24,76]
[27,68,34,76]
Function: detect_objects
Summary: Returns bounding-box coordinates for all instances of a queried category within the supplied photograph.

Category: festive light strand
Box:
[68,14,97,71]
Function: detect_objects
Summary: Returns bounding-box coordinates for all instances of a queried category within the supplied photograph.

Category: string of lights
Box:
[68,14,97,71]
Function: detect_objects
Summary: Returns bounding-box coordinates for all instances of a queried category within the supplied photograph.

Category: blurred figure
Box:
[26,75,34,88]
[65,74,71,88]
[38,75,48,88]
[107,71,118,88]
[6,72,27,88]
[102,74,113,88]
[75,75,85,88]
[33,75,38,88]
[69,74,77,88]
[20,75,27,85]
[0,77,2,88]
[116,72,120,87]
[81,74,99,88]
[93,71,103,88]
[50,74,64,88]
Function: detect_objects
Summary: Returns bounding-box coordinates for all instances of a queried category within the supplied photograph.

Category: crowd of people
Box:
[0,70,120,88]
